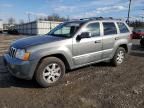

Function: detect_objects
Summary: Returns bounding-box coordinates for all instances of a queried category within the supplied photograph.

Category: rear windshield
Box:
[117,22,129,33]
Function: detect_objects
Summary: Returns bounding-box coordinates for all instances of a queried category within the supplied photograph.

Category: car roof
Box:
[67,17,125,24]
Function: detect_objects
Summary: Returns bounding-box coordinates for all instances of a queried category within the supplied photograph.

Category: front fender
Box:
[29,46,73,69]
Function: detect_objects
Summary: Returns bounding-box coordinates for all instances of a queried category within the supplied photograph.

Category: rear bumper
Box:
[3,54,38,80]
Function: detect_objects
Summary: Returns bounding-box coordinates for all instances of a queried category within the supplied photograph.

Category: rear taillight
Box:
[128,34,133,40]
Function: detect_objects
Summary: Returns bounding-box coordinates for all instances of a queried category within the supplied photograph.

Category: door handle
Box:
[95,40,101,43]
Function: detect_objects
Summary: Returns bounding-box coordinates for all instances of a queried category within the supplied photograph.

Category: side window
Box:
[117,22,129,33]
[103,22,117,35]
[86,23,100,37]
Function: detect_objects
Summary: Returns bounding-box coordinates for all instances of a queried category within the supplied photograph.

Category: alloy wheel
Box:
[42,63,61,83]
[116,51,125,64]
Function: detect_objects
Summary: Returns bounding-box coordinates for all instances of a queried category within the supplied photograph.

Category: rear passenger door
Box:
[102,22,118,59]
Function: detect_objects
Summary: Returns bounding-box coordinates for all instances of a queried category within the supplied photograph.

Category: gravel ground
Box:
[0,34,144,108]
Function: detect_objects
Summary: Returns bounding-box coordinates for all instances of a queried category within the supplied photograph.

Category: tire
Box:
[140,38,144,47]
[111,47,126,66]
[35,57,65,88]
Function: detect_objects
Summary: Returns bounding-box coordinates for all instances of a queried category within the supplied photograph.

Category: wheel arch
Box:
[119,44,128,53]
[36,53,71,71]
[111,43,128,59]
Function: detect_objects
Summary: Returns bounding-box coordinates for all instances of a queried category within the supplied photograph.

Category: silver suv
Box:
[4,18,132,87]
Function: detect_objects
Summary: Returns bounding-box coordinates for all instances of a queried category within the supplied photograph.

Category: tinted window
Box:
[117,22,129,33]
[86,23,100,37]
[103,22,117,35]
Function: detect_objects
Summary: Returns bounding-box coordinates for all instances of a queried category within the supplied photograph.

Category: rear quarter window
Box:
[117,22,129,33]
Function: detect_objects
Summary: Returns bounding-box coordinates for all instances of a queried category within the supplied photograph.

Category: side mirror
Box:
[77,32,91,41]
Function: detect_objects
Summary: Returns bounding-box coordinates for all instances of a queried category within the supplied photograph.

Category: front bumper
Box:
[3,54,38,80]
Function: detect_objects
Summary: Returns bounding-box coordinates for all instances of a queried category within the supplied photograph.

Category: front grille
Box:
[9,47,17,58]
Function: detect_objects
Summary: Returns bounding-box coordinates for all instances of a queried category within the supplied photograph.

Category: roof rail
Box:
[80,17,121,21]
[80,17,104,20]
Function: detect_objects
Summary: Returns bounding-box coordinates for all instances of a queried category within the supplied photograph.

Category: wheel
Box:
[111,47,126,66]
[35,57,65,88]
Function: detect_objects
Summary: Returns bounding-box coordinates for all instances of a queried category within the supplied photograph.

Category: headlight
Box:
[15,49,30,61]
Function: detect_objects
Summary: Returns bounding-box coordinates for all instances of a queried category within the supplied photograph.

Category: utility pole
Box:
[127,0,132,25]
[141,16,144,22]
[142,9,144,22]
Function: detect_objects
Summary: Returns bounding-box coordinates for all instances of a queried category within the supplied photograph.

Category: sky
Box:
[0,0,144,23]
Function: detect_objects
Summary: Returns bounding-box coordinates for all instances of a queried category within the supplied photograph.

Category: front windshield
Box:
[48,22,84,38]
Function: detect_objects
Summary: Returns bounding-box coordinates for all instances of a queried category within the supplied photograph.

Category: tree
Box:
[37,14,67,22]
[8,17,15,25]
[47,14,67,21]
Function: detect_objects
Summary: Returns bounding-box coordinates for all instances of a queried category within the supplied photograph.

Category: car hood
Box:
[12,35,66,49]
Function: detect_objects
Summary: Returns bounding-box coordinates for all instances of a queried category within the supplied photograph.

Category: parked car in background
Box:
[140,36,144,47]
[132,28,144,39]
[8,29,19,35]
[4,17,132,87]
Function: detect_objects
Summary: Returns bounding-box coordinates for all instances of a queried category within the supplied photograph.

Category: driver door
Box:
[72,22,102,66]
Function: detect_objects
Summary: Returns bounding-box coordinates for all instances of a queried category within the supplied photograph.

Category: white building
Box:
[0,19,3,32]
[11,20,62,35]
